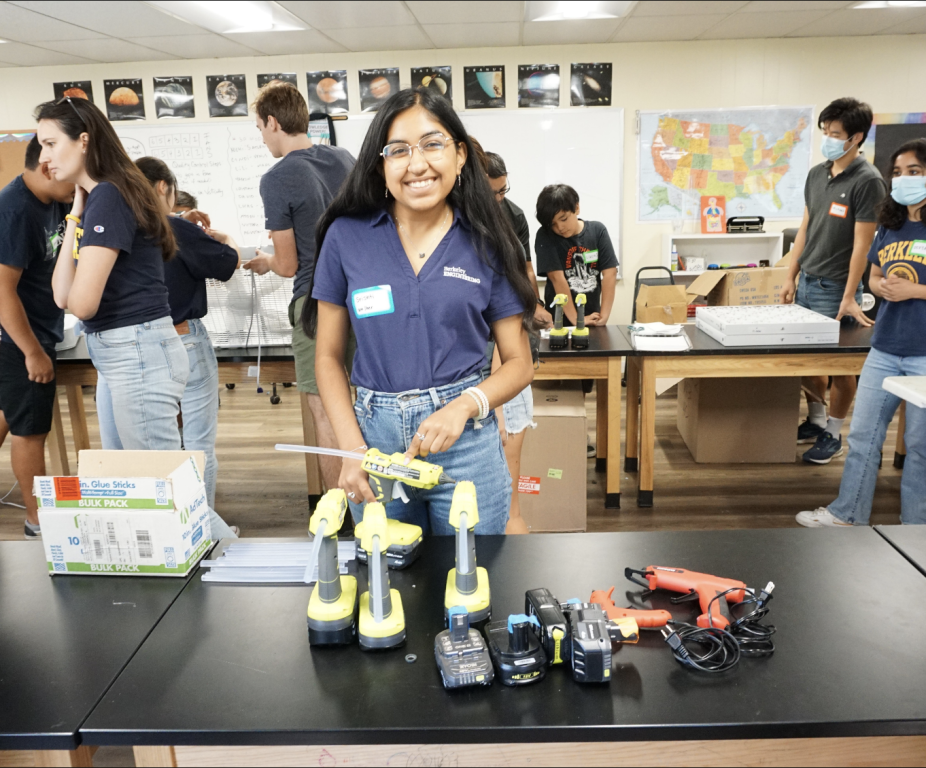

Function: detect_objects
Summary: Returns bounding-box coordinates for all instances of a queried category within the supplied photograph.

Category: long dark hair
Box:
[34,98,176,260]
[302,87,536,337]
[877,139,926,230]
[135,156,177,197]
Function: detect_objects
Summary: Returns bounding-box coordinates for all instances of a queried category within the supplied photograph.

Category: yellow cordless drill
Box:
[358,502,406,650]
[571,293,589,349]
[444,481,491,625]
[306,489,358,646]
[549,294,569,349]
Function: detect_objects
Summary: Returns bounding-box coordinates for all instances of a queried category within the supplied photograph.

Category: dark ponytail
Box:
[34,98,177,260]
[302,87,536,338]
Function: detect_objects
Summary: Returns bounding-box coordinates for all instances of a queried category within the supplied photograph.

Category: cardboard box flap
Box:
[776,251,795,270]
[78,450,205,478]
[531,381,586,418]
[637,284,687,307]
[686,270,727,301]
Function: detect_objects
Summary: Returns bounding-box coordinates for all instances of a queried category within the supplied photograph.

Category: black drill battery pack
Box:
[485,615,547,686]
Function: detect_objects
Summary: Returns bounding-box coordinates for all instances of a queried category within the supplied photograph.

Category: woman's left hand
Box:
[406,397,478,459]
[880,275,921,303]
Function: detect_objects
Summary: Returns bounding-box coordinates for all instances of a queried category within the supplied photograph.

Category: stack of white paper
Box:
[201,541,355,584]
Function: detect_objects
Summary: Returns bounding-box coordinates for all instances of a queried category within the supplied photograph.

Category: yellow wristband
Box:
[65,214,81,225]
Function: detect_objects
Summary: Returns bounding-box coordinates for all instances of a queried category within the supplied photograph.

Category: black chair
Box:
[631,266,676,324]
[782,227,799,258]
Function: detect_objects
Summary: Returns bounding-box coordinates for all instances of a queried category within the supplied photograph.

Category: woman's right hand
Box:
[339,457,377,505]
[779,277,796,304]
[70,186,87,218]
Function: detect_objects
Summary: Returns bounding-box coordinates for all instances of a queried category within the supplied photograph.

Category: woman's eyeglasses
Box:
[56,95,85,125]
[493,184,510,200]
[381,134,453,164]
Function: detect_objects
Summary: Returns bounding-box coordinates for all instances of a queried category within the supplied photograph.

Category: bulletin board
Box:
[0,131,34,188]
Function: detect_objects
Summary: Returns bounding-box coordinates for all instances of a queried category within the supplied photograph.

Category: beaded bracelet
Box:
[463,387,490,421]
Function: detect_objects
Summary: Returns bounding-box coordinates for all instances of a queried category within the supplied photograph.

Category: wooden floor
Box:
[0,382,906,540]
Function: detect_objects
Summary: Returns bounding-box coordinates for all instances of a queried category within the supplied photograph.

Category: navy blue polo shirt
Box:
[312,208,525,393]
[165,217,238,324]
[77,182,171,334]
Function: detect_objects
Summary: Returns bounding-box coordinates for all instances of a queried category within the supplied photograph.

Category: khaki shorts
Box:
[289,294,356,395]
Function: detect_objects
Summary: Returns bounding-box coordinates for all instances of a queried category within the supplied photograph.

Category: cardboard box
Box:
[36,451,212,577]
[518,382,587,532]
[636,284,689,324]
[677,377,800,463]
[686,267,787,307]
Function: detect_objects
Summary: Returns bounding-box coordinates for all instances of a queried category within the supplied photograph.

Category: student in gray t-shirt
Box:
[242,83,354,494]
[780,97,886,465]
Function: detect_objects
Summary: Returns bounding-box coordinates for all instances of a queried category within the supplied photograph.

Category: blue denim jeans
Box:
[795,271,863,319]
[350,373,510,535]
[92,317,236,541]
[828,347,926,525]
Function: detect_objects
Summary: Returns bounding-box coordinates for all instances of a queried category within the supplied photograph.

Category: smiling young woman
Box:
[304,87,537,535]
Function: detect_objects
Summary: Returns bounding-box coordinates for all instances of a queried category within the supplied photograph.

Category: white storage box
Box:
[696,305,840,347]
[55,314,80,351]
[36,451,212,577]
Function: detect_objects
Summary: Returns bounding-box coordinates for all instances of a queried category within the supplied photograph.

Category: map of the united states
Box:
[638,108,814,222]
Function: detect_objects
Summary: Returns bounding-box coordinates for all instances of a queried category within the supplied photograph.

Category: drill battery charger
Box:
[355,518,423,570]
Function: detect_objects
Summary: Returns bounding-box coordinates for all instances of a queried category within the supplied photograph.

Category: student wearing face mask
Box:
[307,87,535,535]
[797,139,926,527]
[780,97,886,465]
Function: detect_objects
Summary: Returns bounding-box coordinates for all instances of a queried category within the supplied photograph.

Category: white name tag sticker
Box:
[911,240,926,258]
[580,249,599,265]
[829,202,848,218]
[351,285,394,318]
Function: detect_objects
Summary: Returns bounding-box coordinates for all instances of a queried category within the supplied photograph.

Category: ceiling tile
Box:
[324,24,433,51]
[423,22,521,48]
[0,40,98,65]
[632,1,747,16]
[223,29,347,55]
[523,19,622,45]
[787,7,926,35]
[0,3,108,42]
[128,34,263,59]
[10,0,203,37]
[279,1,415,29]
[31,38,179,63]
[406,0,523,24]
[699,9,832,38]
[613,13,729,41]
[739,1,851,10]
[880,13,926,34]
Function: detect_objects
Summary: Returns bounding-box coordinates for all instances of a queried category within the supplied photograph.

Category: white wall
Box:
[2,34,924,322]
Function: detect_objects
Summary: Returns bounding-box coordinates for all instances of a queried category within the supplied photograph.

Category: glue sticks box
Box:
[35,450,212,577]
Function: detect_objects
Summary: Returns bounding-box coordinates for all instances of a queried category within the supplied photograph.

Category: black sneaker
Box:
[587,440,596,458]
[24,520,41,540]
[797,419,825,444]
[802,432,844,465]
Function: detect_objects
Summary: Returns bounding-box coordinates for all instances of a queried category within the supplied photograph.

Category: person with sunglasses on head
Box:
[36,97,189,461]
[306,87,536,534]
[780,97,886,465]
[0,136,74,539]
[797,139,926,528]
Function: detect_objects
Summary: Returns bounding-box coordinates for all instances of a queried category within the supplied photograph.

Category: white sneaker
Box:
[795,507,852,528]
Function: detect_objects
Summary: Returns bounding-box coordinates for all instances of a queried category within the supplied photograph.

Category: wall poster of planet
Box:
[153,76,194,119]
[570,63,612,107]
[53,81,94,104]
[104,78,145,121]
[463,66,505,110]
[306,70,349,115]
[206,74,248,118]
[359,68,399,113]
[411,66,452,102]
[517,64,560,109]
[257,73,297,89]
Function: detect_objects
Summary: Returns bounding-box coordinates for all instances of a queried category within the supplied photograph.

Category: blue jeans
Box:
[502,384,537,435]
[350,373,510,535]
[92,317,236,540]
[828,347,926,525]
[795,271,863,319]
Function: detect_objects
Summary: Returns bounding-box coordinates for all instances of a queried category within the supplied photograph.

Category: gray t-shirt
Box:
[799,154,886,283]
[259,144,355,300]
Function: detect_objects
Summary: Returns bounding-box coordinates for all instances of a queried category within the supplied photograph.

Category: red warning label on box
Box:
[518,476,541,495]
[54,476,82,501]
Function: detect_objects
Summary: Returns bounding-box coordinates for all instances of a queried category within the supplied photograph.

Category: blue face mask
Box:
[891,175,926,206]
[821,135,852,161]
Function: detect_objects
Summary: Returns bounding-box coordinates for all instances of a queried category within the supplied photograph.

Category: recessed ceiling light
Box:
[853,0,926,8]
[526,1,636,22]
[146,1,307,33]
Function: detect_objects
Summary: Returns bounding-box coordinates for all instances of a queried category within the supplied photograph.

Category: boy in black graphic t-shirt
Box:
[534,184,618,326]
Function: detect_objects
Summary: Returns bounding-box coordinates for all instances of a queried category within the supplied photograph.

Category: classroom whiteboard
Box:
[115,108,624,276]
